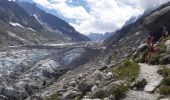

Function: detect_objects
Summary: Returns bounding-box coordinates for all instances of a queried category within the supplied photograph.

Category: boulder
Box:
[90,89,105,99]
[144,80,161,93]
[91,85,99,93]
[62,91,81,100]
[106,72,115,80]
[165,40,170,53]
[24,82,41,95]
[86,70,105,83]
[160,54,170,64]
[0,95,8,100]
[77,81,93,93]
[165,40,170,46]
[97,66,108,71]
[0,87,27,100]
[91,82,116,99]
[68,80,77,87]
[136,43,148,52]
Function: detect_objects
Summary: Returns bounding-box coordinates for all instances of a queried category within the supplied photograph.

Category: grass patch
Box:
[159,86,170,95]
[158,67,170,95]
[113,59,140,82]
[162,77,170,86]
[46,94,58,100]
[157,67,170,77]
[133,78,147,90]
[151,53,160,65]
[112,84,129,100]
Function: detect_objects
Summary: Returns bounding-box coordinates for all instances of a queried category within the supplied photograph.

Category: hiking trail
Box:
[123,63,163,100]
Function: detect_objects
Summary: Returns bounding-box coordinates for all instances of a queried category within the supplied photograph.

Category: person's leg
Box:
[148,51,152,65]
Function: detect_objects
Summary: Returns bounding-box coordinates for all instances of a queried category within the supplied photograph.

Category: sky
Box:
[20,0,170,35]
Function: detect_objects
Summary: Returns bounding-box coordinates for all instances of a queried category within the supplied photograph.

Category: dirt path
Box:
[123,63,163,100]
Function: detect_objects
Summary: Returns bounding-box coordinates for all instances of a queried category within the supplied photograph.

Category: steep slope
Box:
[105,1,170,47]
[19,2,90,42]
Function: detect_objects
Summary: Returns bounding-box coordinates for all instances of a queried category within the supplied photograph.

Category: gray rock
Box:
[91,82,116,99]
[77,74,84,80]
[0,87,26,100]
[77,81,93,93]
[57,89,67,95]
[0,95,8,100]
[24,82,41,95]
[160,54,170,64]
[91,85,99,93]
[30,95,43,100]
[62,91,81,100]
[137,43,148,52]
[69,80,77,87]
[144,80,161,93]
[106,72,114,80]
[98,66,108,71]
[165,40,170,46]
[90,89,106,99]
[86,70,105,83]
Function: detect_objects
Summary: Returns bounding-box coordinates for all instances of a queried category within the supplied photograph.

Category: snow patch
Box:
[9,22,24,28]
[28,28,36,32]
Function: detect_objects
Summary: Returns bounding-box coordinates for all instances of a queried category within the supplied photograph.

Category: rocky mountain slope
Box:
[0,0,73,46]
[19,2,90,42]
[0,0,90,47]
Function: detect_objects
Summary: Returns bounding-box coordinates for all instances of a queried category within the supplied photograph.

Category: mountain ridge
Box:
[19,2,91,42]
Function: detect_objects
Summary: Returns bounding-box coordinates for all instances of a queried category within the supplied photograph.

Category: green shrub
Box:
[133,78,147,90]
[159,86,170,95]
[113,60,140,81]
[112,84,128,100]
[159,45,166,54]
[162,77,170,86]
[140,50,148,63]
[157,68,170,77]
[151,53,160,65]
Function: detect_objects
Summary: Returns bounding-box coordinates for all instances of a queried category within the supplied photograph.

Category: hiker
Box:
[147,32,161,64]
[147,32,154,64]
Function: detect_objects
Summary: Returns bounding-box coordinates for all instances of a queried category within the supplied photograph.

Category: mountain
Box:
[87,33,113,41]
[122,16,137,27]
[105,1,170,47]
[0,0,74,46]
[19,2,90,42]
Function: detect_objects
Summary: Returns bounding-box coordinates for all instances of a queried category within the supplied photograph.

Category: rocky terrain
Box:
[0,0,90,47]
[1,0,170,100]
[0,41,103,100]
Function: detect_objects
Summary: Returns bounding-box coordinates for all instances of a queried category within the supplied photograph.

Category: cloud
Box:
[33,0,170,35]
